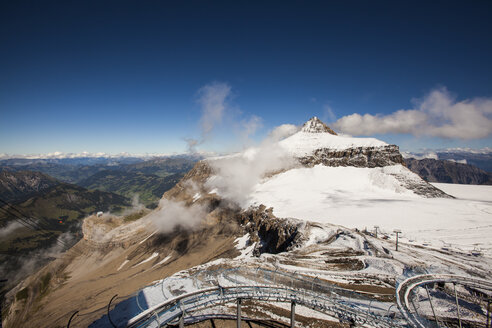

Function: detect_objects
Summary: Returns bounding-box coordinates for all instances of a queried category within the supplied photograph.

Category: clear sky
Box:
[1,0,491,155]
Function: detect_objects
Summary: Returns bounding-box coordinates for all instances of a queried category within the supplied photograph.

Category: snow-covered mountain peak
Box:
[280,118,388,157]
[301,116,337,134]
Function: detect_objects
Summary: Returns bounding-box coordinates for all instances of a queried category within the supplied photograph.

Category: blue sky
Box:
[1,1,491,155]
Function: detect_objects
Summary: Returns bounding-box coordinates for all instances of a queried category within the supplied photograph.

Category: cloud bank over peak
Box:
[332,88,492,140]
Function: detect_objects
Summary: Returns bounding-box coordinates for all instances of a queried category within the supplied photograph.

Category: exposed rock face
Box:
[301,116,337,135]
[240,205,306,254]
[299,145,404,168]
[163,160,213,204]
[0,170,59,202]
[388,173,452,198]
[405,158,492,185]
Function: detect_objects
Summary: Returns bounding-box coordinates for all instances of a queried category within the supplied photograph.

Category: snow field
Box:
[247,165,492,256]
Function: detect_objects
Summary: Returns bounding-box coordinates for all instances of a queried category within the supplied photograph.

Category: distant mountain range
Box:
[404,158,492,185]
[402,149,492,173]
[0,170,131,285]
[0,155,199,286]
[0,156,198,206]
[78,170,184,207]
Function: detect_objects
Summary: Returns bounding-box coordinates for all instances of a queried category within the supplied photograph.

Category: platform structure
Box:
[396,274,492,328]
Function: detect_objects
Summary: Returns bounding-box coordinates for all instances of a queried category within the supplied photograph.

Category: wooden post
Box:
[237,298,242,328]
[453,283,462,328]
[394,229,401,251]
[179,313,184,328]
[425,284,439,327]
[486,298,491,328]
[0,279,7,328]
[291,301,296,328]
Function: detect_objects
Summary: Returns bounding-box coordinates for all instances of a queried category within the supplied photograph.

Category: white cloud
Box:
[239,115,263,143]
[184,81,264,153]
[267,124,299,142]
[149,199,207,234]
[323,104,337,123]
[0,221,24,239]
[205,125,298,206]
[332,88,492,139]
[197,82,232,137]
[401,151,439,160]
[447,159,468,164]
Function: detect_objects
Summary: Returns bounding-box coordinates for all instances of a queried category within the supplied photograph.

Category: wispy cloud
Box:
[323,104,337,123]
[205,124,298,206]
[184,82,232,153]
[185,81,262,153]
[197,82,232,137]
[332,87,492,139]
[149,199,207,234]
[0,221,24,239]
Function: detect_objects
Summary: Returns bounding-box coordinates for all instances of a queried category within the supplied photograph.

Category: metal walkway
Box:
[125,267,406,328]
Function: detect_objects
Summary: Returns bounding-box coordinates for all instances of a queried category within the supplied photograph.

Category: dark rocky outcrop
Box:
[240,205,306,255]
[299,145,404,168]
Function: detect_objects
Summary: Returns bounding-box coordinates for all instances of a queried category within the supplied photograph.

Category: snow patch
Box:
[117,260,129,271]
[234,234,250,250]
[134,252,159,267]
[192,192,201,202]
[139,231,156,244]
[153,255,172,267]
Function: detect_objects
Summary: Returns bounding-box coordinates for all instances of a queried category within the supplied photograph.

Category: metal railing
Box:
[396,274,492,328]
[120,266,404,328]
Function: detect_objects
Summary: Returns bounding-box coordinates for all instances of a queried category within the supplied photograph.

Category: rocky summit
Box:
[300,116,337,134]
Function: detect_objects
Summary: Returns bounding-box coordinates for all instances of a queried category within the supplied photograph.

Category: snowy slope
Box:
[279,116,387,156]
[279,131,388,156]
[206,117,490,254]
[247,165,492,255]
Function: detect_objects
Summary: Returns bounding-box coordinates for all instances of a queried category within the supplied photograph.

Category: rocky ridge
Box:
[299,145,404,168]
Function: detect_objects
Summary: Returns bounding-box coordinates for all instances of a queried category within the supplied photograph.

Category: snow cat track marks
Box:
[397,242,490,278]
